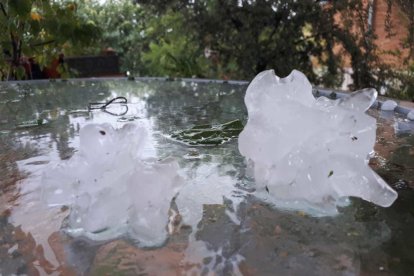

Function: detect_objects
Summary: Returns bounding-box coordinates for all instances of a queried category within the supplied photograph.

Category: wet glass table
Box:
[1,78,414,275]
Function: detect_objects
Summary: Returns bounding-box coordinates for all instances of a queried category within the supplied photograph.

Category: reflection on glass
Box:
[0,79,413,275]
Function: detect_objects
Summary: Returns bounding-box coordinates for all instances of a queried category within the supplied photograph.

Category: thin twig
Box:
[30,40,56,47]
[0,3,7,17]
[10,32,18,64]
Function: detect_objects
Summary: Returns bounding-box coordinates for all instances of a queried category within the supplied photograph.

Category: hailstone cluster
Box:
[238,70,397,213]
[42,123,183,246]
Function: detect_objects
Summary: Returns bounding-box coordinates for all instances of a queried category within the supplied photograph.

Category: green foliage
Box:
[137,0,383,86]
[381,63,414,100]
[1,0,413,101]
[75,0,147,74]
[141,11,207,77]
[136,0,412,94]
[190,0,326,80]
[79,2,207,77]
[0,0,101,80]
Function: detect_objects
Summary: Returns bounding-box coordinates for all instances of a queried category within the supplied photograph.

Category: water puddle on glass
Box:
[0,79,414,275]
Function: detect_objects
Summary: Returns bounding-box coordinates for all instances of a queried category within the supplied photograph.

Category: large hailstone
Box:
[238,70,397,214]
[42,123,183,246]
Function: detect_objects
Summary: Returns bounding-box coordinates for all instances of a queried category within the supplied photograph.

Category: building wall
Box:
[372,0,410,66]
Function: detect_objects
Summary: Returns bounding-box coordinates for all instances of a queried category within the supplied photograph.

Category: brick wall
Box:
[332,0,410,68]
[373,0,410,66]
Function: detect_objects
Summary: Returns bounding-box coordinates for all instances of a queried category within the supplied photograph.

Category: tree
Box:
[77,0,149,74]
[136,0,384,87]
[141,9,209,77]
[395,0,414,60]
[0,0,101,80]
[136,0,413,93]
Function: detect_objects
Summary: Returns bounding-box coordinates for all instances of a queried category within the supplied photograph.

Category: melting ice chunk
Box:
[407,110,414,121]
[42,123,183,246]
[381,100,398,111]
[238,70,397,214]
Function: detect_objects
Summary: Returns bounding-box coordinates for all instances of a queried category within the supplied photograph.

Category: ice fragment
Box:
[42,123,184,246]
[238,70,397,214]
[381,100,398,111]
[407,110,414,121]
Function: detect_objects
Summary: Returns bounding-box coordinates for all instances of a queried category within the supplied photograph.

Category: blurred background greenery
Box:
[1,0,413,99]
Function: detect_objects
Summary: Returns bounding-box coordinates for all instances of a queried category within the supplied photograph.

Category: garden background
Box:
[1,0,413,99]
